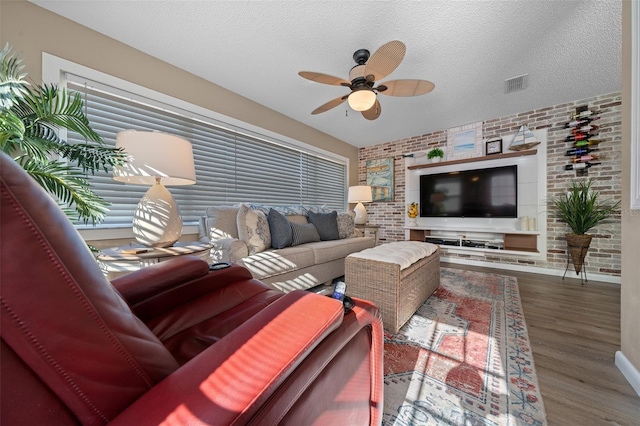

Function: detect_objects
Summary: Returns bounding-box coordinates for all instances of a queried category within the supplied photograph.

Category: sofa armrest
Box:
[210,237,249,263]
[110,291,345,425]
[112,257,264,321]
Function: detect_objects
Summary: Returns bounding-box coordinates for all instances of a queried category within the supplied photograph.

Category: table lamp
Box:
[113,130,196,247]
[348,185,373,225]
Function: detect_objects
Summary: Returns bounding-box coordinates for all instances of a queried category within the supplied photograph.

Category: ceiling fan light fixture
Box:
[348,89,376,111]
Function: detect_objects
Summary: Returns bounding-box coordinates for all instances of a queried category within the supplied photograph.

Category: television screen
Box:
[419,165,517,218]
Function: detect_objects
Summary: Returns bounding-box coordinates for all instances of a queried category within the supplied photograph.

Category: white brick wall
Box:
[359,92,622,278]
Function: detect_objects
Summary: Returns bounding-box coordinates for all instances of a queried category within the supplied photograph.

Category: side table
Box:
[97,241,213,279]
[355,224,380,246]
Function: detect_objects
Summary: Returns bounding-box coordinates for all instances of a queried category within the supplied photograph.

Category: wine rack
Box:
[563,105,603,176]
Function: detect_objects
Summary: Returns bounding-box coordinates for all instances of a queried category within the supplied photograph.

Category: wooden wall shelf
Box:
[407,149,537,170]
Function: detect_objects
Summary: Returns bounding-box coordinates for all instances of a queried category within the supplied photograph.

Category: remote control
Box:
[332,281,346,302]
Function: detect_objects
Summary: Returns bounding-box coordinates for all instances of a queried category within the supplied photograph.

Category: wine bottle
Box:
[565,147,599,156]
[564,116,601,128]
[572,124,599,134]
[572,155,598,163]
[564,119,590,128]
[565,133,598,142]
[571,110,603,119]
[564,162,601,170]
[574,139,603,147]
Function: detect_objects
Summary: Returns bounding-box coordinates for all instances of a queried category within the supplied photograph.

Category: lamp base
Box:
[353,202,368,225]
[133,181,183,247]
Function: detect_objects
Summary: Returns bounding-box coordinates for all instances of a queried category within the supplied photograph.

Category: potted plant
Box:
[551,179,619,275]
[0,44,125,224]
[427,147,444,163]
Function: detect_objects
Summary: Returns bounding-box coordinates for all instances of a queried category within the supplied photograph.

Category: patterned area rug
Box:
[383,268,547,425]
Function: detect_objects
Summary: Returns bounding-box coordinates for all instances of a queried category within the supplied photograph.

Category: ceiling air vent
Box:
[504,74,529,94]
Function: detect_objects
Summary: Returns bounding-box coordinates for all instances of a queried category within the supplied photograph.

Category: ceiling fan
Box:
[299,40,435,120]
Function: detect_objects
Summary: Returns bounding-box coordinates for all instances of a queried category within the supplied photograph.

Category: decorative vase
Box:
[431,157,441,163]
[407,202,419,226]
[565,233,592,274]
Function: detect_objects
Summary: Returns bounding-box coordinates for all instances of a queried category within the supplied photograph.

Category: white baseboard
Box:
[440,256,622,285]
[615,351,640,396]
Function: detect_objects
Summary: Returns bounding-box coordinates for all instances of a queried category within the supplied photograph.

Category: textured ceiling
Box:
[31,0,622,148]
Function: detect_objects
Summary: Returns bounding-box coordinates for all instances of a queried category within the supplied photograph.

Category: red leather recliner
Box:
[0,152,384,425]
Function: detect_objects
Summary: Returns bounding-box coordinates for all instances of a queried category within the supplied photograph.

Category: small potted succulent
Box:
[427,147,445,163]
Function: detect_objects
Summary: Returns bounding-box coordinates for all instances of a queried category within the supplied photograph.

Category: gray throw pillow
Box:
[307,211,340,241]
[267,208,293,249]
[290,222,321,246]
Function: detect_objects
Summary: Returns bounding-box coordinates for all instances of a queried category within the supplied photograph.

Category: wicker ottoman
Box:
[345,241,440,333]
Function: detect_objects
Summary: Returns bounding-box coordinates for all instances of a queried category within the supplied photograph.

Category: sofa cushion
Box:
[203,206,240,240]
[290,222,320,246]
[307,211,339,241]
[267,209,293,249]
[337,212,356,239]
[237,246,315,280]
[237,204,271,254]
[306,237,377,264]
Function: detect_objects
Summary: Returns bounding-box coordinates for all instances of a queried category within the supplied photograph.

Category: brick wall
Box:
[359,92,622,278]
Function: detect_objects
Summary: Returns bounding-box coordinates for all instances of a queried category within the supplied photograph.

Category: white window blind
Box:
[65,78,347,228]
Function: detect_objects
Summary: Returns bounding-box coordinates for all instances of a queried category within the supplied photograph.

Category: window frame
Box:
[42,53,349,241]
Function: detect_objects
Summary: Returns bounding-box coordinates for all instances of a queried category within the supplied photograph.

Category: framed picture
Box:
[366,157,394,201]
[447,122,483,160]
[485,137,503,155]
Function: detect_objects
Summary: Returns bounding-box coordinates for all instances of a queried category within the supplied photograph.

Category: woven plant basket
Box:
[566,233,592,274]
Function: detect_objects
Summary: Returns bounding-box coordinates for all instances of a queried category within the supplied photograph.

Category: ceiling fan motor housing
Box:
[349,65,367,84]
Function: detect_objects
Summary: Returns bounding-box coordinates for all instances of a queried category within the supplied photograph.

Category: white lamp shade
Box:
[348,185,373,203]
[347,90,376,112]
[113,130,196,186]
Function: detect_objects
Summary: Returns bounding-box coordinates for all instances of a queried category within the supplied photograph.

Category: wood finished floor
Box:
[443,262,640,426]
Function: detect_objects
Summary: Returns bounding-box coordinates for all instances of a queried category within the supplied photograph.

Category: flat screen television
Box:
[419,165,517,218]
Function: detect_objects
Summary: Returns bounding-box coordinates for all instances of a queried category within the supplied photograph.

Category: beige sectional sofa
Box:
[199,204,375,292]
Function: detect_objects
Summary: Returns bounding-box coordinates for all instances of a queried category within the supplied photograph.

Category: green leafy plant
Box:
[427,147,444,159]
[1,44,126,224]
[551,179,620,235]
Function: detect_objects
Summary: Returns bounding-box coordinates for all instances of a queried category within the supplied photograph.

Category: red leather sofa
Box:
[0,152,384,425]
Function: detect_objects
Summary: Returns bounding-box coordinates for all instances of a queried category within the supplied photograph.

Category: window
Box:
[58,70,347,230]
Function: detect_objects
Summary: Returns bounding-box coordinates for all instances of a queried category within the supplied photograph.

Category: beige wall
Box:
[621,0,640,382]
[0,0,359,185]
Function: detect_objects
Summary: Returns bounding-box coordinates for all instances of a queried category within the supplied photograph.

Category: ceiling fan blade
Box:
[311,95,348,114]
[361,99,381,120]
[299,71,350,86]
[378,79,435,97]
[364,40,406,82]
